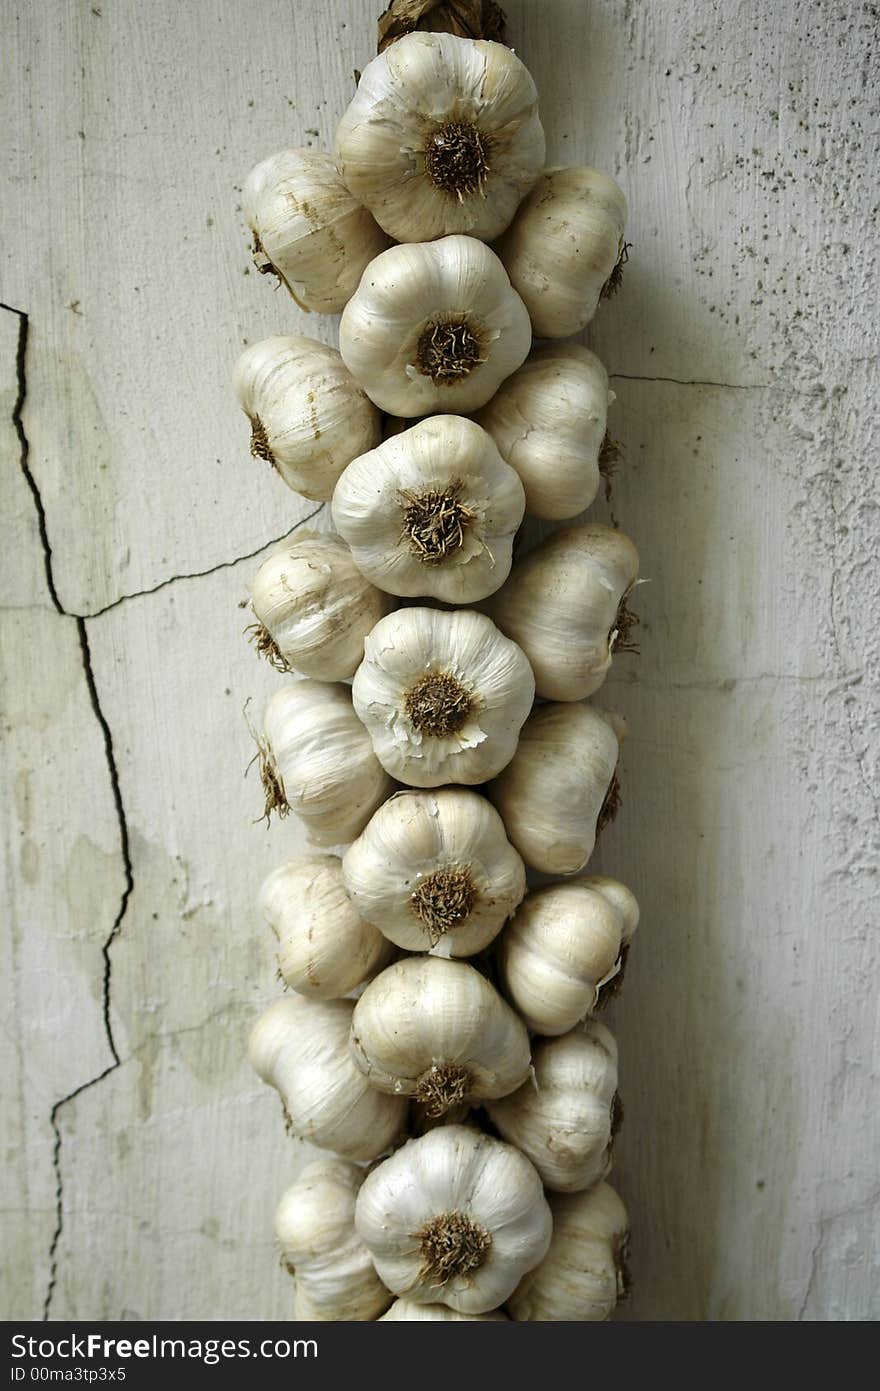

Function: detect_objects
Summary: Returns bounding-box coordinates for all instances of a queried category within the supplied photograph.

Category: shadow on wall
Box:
[582,245,785,1320]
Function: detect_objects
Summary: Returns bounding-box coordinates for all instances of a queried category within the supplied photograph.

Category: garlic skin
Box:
[507,1183,629,1322]
[259,856,390,1000]
[352,607,534,788]
[497,167,628,337]
[248,997,406,1162]
[331,416,525,603]
[234,336,381,500]
[489,703,624,875]
[355,1125,552,1313]
[474,345,614,520]
[497,877,639,1034]
[243,149,388,314]
[350,956,531,1114]
[335,32,545,244]
[381,1299,507,1321]
[261,681,393,846]
[338,236,531,417]
[487,1022,619,1193]
[342,788,525,956]
[249,535,388,681]
[275,1159,391,1321]
[489,524,639,701]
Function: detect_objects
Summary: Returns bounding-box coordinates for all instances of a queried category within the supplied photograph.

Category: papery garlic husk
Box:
[243,149,389,313]
[331,416,525,603]
[338,236,531,417]
[507,1182,629,1322]
[489,702,624,875]
[473,344,614,520]
[489,524,639,701]
[381,1299,507,1321]
[260,681,393,845]
[350,955,531,1115]
[249,534,388,681]
[352,607,534,788]
[335,32,545,244]
[497,167,628,337]
[496,877,639,1034]
[487,1022,619,1193]
[259,856,391,1000]
[355,1125,552,1313]
[275,1159,392,1321]
[234,336,381,500]
[342,788,525,956]
[248,997,406,1161]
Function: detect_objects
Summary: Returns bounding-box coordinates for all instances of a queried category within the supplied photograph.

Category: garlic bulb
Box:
[342,788,525,956]
[487,1022,619,1193]
[259,681,393,845]
[249,534,388,680]
[497,167,628,337]
[497,877,639,1034]
[474,344,614,520]
[275,1159,391,1321]
[248,996,406,1161]
[335,32,545,243]
[490,524,639,701]
[356,1126,552,1313]
[489,702,624,875]
[381,1299,507,1321]
[350,956,531,1115]
[338,236,531,417]
[259,856,390,1000]
[234,336,381,500]
[331,416,525,603]
[507,1183,629,1322]
[243,149,388,314]
[352,607,534,788]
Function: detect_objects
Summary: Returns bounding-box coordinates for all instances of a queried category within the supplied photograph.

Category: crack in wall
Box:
[2,302,64,614]
[5,297,325,623]
[608,371,771,390]
[84,506,325,619]
[2,302,134,1320]
[3,302,324,1317]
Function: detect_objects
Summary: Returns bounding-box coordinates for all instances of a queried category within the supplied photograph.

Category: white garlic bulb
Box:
[507,1183,629,1322]
[248,997,406,1161]
[474,345,614,520]
[234,336,381,500]
[259,681,393,845]
[381,1299,507,1321]
[350,956,531,1115]
[352,607,534,788]
[249,534,388,680]
[342,788,525,956]
[275,1159,391,1321]
[487,1022,619,1193]
[497,167,628,337]
[497,877,639,1034]
[489,703,624,875]
[335,32,545,244]
[489,524,639,701]
[338,236,531,417]
[243,149,388,314]
[331,416,525,603]
[259,856,390,1000]
[356,1126,552,1313]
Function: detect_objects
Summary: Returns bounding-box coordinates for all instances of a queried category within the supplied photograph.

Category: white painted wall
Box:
[1,0,877,1321]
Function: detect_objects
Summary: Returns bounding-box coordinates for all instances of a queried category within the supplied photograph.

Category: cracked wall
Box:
[1,0,878,1320]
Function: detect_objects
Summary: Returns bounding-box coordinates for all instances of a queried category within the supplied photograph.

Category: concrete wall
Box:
[1,0,877,1320]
